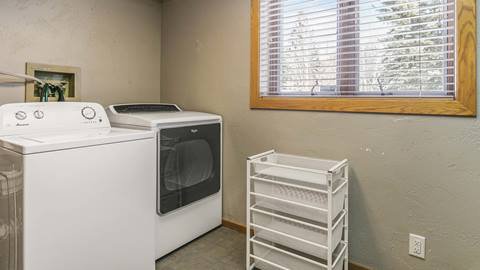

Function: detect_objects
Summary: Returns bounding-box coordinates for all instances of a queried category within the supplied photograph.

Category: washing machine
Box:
[0,102,156,270]
[106,103,222,259]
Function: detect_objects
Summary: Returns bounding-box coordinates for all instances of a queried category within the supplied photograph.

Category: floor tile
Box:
[156,226,245,270]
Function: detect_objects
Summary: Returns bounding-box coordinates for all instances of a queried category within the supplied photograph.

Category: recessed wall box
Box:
[25,63,81,102]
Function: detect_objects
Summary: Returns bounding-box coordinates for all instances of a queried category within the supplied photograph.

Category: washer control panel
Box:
[0,102,110,135]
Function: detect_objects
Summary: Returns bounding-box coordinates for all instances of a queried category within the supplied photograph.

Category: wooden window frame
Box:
[250,0,476,116]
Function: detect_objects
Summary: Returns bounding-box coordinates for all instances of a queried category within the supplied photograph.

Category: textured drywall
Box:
[0,0,161,105]
[160,0,480,269]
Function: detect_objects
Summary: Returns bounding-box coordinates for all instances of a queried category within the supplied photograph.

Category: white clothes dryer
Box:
[106,103,222,259]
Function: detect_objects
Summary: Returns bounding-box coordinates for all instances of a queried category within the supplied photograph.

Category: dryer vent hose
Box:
[0,70,45,85]
[0,70,66,102]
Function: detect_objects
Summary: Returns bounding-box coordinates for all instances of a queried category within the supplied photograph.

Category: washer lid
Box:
[0,127,154,154]
[106,104,221,127]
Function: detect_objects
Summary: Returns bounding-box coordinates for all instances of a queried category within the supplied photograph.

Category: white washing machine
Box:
[0,102,156,270]
[106,104,222,259]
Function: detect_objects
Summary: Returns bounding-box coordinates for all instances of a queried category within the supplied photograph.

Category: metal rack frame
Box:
[246,150,349,270]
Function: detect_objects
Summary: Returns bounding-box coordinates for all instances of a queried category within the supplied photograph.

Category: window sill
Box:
[250,96,476,116]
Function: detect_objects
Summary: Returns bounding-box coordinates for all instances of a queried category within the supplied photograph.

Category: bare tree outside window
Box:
[260,0,338,96]
[361,0,455,96]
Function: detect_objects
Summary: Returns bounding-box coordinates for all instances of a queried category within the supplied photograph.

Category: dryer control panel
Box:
[112,104,181,113]
[0,102,110,136]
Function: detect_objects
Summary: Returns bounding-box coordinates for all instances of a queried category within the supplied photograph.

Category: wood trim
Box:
[456,0,477,115]
[349,262,373,270]
[250,0,476,116]
[222,219,372,270]
[222,219,247,234]
[250,0,261,109]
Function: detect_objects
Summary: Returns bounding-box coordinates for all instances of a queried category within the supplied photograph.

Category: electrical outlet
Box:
[409,233,426,259]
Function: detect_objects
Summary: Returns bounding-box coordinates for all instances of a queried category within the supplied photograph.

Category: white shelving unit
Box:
[246,150,349,270]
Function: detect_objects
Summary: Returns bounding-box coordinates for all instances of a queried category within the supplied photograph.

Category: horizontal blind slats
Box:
[260,66,454,77]
[260,4,453,32]
[260,19,454,42]
[261,74,454,82]
[260,0,451,24]
[259,58,454,68]
[259,90,454,93]
[260,49,454,63]
[259,90,455,93]
[259,1,453,28]
[260,39,453,56]
[259,0,438,11]
[260,26,454,46]
[258,92,455,97]
[259,0,455,97]
[260,34,454,53]
[260,83,455,87]
[261,18,453,38]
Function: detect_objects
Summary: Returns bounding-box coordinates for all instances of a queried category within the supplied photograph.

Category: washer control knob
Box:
[33,110,44,119]
[81,107,96,120]
[15,111,27,121]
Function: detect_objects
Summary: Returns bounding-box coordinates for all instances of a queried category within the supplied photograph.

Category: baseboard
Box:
[222,219,247,234]
[222,219,371,270]
[349,262,372,270]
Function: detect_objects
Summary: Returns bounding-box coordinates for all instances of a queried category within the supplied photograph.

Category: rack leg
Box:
[344,165,349,270]
[327,174,333,270]
[246,160,251,270]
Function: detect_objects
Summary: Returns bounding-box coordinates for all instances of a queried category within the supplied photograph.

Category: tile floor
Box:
[155,226,246,270]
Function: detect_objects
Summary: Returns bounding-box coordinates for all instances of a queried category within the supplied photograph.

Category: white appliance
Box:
[106,104,222,259]
[0,102,156,270]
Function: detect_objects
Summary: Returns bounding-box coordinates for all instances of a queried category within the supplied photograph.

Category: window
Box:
[250,0,476,116]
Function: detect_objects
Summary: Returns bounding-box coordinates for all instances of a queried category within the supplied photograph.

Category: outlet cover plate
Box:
[409,233,426,259]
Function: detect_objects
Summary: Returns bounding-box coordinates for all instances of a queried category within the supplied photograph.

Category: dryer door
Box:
[158,123,221,215]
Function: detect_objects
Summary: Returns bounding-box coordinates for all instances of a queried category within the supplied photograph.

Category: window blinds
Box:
[259,0,455,97]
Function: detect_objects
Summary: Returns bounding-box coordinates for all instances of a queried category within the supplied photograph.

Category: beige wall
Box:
[161,0,480,269]
[0,0,161,105]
